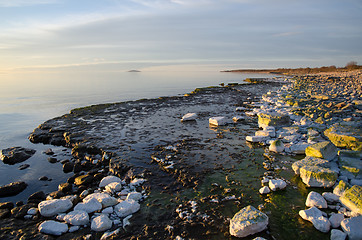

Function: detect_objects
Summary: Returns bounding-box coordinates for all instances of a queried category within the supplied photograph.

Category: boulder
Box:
[0,147,36,165]
[38,199,73,217]
[299,165,337,188]
[0,181,27,197]
[105,182,122,193]
[305,191,327,208]
[341,215,362,240]
[299,207,330,233]
[38,220,68,236]
[229,205,269,238]
[333,180,350,196]
[268,179,287,191]
[322,192,339,203]
[209,117,227,126]
[329,213,344,228]
[91,214,113,232]
[99,176,122,188]
[74,197,103,213]
[83,193,118,208]
[305,141,337,160]
[324,122,362,151]
[181,113,198,122]
[269,140,285,153]
[312,215,331,233]
[257,112,290,128]
[340,185,362,214]
[330,229,347,240]
[126,192,143,202]
[63,210,89,226]
[74,174,94,186]
[114,199,140,218]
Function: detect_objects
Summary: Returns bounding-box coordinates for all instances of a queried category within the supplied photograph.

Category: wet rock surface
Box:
[0,147,36,165]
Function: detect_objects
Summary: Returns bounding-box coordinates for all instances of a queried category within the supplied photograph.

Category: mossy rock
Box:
[333,180,350,196]
[324,123,362,151]
[339,156,362,178]
[257,112,290,128]
[299,165,337,188]
[292,156,330,175]
[305,141,337,160]
[340,185,362,214]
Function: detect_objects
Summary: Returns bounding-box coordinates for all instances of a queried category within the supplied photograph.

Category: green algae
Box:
[340,185,362,214]
[324,123,362,151]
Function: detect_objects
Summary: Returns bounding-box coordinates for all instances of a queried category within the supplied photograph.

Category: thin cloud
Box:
[0,0,58,7]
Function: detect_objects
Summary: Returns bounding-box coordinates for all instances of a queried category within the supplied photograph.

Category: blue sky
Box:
[1,0,362,72]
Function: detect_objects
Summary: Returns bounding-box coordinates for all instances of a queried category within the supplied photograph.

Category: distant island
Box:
[128,70,141,72]
[222,61,362,75]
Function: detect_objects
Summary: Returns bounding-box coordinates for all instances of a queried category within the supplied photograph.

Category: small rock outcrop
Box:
[0,181,27,197]
[0,147,36,165]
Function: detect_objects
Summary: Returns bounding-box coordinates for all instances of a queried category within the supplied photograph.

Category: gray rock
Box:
[269,179,287,191]
[329,213,344,228]
[322,192,340,203]
[99,176,122,188]
[38,220,68,236]
[114,199,140,218]
[74,197,102,213]
[229,205,269,238]
[331,229,347,240]
[341,215,362,240]
[91,214,113,232]
[38,199,73,217]
[269,140,285,153]
[299,206,330,232]
[0,147,36,165]
[181,113,198,122]
[63,210,89,226]
[306,191,328,208]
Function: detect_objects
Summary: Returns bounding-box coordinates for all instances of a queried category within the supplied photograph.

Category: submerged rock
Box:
[229,205,269,238]
[0,147,36,165]
[0,181,27,197]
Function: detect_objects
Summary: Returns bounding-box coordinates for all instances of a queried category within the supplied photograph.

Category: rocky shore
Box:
[0,70,361,240]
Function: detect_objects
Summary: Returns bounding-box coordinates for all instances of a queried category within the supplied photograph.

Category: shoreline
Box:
[1,71,361,239]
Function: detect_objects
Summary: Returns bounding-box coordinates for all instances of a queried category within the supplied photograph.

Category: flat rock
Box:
[181,113,198,122]
[257,112,290,128]
[290,142,310,154]
[292,156,330,175]
[99,176,122,188]
[339,155,362,179]
[0,147,36,165]
[340,185,362,214]
[341,215,362,240]
[91,214,113,232]
[246,135,268,143]
[229,205,269,238]
[63,210,89,226]
[305,141,337,160]
[324,122,362,151]
[38,220,68,236]
[306,191,327,208]
[38,198,73,217]
[209,116,227,126]
[333,180,350,196]
[114,199,140,218]
[0,181,27,197]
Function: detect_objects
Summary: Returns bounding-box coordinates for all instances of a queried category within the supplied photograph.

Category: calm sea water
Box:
[0,70,275,202]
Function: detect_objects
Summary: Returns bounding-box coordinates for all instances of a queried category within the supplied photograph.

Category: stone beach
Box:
[0,70,361,239]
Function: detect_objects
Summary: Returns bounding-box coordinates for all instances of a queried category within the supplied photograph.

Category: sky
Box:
[0,0,362,72]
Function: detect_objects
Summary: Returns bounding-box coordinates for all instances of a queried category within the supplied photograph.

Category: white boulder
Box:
[306,191,328,208]
[114,199,140,218]
[38,220,68,236]
[299,207,330,233]
[74,197,102,213]
[269,140,285,153]
[126,192,143,202]
[105,182,122,193]
[181,113,198,122]
[229,205,269,238]
[99,176,122,188]
[91,214,113,232]
[63,210,89,226]
[269,179,287,191]
[38,199,73,217]
[259,186,270,195]
[209,117,227,126]
[84,193,118,208]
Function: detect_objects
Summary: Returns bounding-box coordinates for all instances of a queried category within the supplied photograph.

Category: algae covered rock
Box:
[257,112,290,128]
[324,122,362,151]
[229,205,269,238]
[340,185,362,214]
[333,180,350,196]
[292,156,330,175]
[299,165,337,188]
[305,141,337,160]
[339,155,362,179]
[269,140,285,153]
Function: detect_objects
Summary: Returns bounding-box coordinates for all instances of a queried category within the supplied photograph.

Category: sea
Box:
[0,70,275,202]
